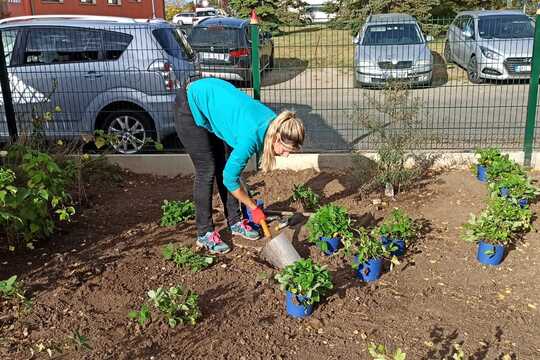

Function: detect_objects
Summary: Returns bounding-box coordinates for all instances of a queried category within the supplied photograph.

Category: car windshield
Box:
[478,15,534,39]
[362,23,423,46]
[188,26,240,47]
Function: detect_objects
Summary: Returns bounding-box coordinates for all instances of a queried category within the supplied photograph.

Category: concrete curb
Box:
[104,151,535,177]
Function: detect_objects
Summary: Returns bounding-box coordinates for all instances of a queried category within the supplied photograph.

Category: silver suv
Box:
[445,10,534,84]
[353,13,433,87]
[0,15,198,153]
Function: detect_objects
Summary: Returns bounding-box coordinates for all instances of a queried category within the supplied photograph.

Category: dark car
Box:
[187,17,274,84]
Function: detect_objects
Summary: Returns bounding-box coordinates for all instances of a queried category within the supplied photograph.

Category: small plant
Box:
[160,200,195,227]
[292,183,320,210]
[462,197,532,246]
[275,258,333,305]
[306,204,352,252]
[128,304,151,326]
[490,172,539,203]
[69,330,91,351]
[475,147,502,167]
[147,286,201,328]
[368,342,406,360]
[376,209,416,242]
[0,275,27,302]
[349,228,393,268]
[486,155,524,182]
[162,244,214,272]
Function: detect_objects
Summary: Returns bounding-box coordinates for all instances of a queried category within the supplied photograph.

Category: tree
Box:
[228,0,282,25]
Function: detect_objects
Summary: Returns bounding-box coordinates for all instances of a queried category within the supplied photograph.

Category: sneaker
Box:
[196,231,230,254]
[231,219,261,240]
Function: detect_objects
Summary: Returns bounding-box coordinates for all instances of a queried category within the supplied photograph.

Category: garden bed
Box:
[1,168,540,359]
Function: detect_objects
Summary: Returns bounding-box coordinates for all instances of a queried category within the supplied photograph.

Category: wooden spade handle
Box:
[260,219,271,238]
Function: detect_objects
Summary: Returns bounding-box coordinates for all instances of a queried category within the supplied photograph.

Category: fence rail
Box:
[0,16,538,155]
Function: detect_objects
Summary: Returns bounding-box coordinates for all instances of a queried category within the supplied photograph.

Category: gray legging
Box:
[174,82,241,237]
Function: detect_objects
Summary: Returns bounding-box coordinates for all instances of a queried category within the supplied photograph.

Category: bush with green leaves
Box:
[275,259,333,306]
[474,147,503,168]
[129,285,200,328]
[375,209,416,243]
[306,204,352,252]
[347,228,393,269]
[162,244,214,272]
[486,155,524,182]
[490,172,539,203]
[292,183,320,210]
[462,197,532,246]
[160,200,195,227]
[368,342,406,360]
[1,146,75,248]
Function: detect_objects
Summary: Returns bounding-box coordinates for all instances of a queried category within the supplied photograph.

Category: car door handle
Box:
[84,71,103,78]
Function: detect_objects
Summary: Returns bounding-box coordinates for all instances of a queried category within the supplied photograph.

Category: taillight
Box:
[148,60,178,92]
[229,48,249,58]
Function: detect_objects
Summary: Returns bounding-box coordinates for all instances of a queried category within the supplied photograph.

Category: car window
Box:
[2,29,19,66]
[196,10,216,17]
[478,15,534,39]
[454,16,465,30]
[102,30,132,61]
[153,27,193,60]
[362,23,423,46]
[24,28,101,65]
[462,16,474,36]
[188,26,241,48]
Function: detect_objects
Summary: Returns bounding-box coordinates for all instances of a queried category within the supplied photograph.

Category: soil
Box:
[1,168,540,359]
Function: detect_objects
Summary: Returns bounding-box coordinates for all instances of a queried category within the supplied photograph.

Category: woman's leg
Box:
[214,144,242,226]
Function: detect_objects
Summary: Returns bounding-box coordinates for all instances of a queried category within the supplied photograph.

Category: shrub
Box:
[486,155,524,182]
[306,204,352,252]
[375,209,416,243]
[348,228,392,268]
[292,183,320,210]
[490,173,539,203]
[160,200,195,227]
[162,244,214,272]
[275,259,333,305]
[147,286,201,328]
[474,147,502,167]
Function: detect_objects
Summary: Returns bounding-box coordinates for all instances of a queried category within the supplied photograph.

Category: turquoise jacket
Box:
[187,78,276,192]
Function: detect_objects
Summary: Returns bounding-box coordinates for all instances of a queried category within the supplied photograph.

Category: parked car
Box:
[303,3,336,24]
[172,12,196,25]
[353,13,433,88]
[187,17,274,84]
[444,10,534,84]
[0,15,198,154]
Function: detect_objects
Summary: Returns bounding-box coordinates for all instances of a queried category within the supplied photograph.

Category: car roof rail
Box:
[0,14,138,25]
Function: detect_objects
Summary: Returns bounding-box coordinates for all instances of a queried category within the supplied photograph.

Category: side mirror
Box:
[425,35,434,42]
[463,29,473,39]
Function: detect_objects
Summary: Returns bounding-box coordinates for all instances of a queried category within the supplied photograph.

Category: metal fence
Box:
[0,15,539,156]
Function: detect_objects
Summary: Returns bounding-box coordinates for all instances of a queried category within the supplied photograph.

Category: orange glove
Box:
[251,206,266,225]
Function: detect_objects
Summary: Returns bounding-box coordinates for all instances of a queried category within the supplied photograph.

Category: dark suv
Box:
[187,17,274,84]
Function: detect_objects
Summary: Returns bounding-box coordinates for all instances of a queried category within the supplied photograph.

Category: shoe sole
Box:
[196,241,231,254]
[231,231,261,241]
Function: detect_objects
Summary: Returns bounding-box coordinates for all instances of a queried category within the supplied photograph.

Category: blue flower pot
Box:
[319,236,342,256]
[241,199,264,231]
[355,257,383,282]
[519,199,528,208]
[285,291,313,318]
[477,240,505,266]
[476,164,488,182]
[380,236,406,256]
[499,187,509,198]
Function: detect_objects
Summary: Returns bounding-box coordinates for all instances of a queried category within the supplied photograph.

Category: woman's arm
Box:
[231,188,258,210]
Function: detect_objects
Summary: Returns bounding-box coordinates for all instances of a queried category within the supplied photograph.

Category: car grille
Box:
[504,57,532,76]
[378,61,413,70]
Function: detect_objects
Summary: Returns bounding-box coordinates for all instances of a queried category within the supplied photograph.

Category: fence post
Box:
[523,7,540,166]
[250,9,261,101]
[0,31,17,141]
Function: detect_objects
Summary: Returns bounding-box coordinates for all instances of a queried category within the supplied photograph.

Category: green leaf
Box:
[94,137,106,149]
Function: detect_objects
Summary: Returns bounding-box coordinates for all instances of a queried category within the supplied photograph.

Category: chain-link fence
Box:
[0,15,539,154]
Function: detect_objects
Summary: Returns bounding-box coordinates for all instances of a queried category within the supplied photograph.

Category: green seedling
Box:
[375,208,416,243]
[128,304,151,326]
[306,204,352,253]
[160,200,195,227]
[347,228,393,270]
[162,244,214,272]
[69,330,91,351]
[0,275,28,305]
[147,286,200,328]
[368,342,406,360]
[275,259,333,306]
[292,183,320,210]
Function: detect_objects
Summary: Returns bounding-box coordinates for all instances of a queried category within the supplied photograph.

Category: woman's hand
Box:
[250,206,267,225]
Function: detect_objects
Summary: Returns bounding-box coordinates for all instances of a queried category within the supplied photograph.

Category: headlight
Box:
[480,46,502,60]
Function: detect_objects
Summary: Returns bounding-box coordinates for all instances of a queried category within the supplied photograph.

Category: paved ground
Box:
[259,67,538,151]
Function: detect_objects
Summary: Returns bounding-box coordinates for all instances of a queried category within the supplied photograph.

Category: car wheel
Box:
[467,55,483,84]
[102,110,154,154]
[444,41,453,64]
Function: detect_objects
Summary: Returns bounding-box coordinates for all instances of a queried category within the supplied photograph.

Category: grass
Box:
[272,26,468,82]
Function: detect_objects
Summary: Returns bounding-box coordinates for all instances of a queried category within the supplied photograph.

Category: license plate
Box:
[515,65,531,72]
[200,52,229,61]
[384,70,408,79]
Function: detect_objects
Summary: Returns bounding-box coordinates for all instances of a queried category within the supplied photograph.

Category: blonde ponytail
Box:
[260,110,305,172]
